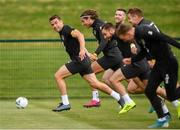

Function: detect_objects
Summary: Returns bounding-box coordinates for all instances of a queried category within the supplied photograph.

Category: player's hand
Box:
[86,52,91,57]
[148,59,156,68]
[123,58,131,65]
[90,53,98,61]
[130,43,138,54]
[79,49,86,61]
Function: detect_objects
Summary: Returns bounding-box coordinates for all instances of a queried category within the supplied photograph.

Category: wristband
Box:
[130,43,136,48]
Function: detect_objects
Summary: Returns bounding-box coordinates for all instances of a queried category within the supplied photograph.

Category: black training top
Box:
[116,38,132,58]
[59,25,80,60]
[138,18,161,60]
[138,18,160,32]
[91,19,121,57]
[132,25,180,63]
[91,19,107,55]
[104,36,123,58]
[116,36,149,69]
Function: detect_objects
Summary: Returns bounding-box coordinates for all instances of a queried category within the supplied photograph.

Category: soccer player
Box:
[97,22,136,113]
[101,8,141,111]
[105,9,149,114]
[114,8,126,27]
[127,8,160,67]
[49,15,124,112]
[100,8,149,114]
[102,8,143,94]
[127,8,160,31]
[79,9,104,107]
[127,8,179,115]
[80,9,126,108]
[109,8,170,116]
[102,8,128,86]
[116,23,180,128]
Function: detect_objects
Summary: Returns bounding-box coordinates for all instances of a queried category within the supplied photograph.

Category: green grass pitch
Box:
[0,0,180,129]
[0,98,180,129]
[0,43,179,129]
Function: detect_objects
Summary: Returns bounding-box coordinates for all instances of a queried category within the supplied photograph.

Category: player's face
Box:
[81,17,92,28]
[102,28,114,41]
[119,31,134,42]
[50,18,63,32]
[127,14,138,26]
[115,10,126,24]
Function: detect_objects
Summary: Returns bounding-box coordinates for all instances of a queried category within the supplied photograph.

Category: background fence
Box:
[0,39,180,99]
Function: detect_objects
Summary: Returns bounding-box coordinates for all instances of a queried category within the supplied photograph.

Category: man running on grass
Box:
[49,15,125,112]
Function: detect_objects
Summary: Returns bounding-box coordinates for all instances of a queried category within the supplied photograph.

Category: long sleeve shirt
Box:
[132,25,180,63]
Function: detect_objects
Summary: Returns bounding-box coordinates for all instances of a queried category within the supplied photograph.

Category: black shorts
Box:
[121,64,150,80]
[65,56,93,76]
[147,56,179,101]
[97,55,122,71]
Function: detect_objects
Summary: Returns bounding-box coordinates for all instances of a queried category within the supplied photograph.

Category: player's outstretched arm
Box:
[142,26,180,49]
[71,29,86,60]
[94,30,108,56]
[160,33,180,49]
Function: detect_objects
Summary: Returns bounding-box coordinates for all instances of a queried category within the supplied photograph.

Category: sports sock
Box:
[172,100,179,107]
[162,104,169,114]
[122,94,133,104]
[92,90,100,102]
[110,91,120,101]
[118,96,125,106]
[61,95,69,105]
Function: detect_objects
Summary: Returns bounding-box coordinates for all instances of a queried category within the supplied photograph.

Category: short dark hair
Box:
[116,8,126,13]
[116,23,132,36]
[80,9,98,20]
[49,15,61,22]
[127,8,143,17]
[102,22,115,30]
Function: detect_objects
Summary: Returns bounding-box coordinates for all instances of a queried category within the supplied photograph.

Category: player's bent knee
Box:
[127,87,135,94]
[54,71,63,80]
[102,77,109,84]
[86,78,99,89]
[109,76,117,85]
[101,76,106,82]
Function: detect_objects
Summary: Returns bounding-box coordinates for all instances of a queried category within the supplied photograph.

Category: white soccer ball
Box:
[16,97,28,109]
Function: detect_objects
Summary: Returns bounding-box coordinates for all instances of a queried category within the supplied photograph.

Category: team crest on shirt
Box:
[148,31,153,35]
[99,26,102,30]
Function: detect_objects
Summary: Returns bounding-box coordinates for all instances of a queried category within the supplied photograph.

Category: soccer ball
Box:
[16,97,28,109]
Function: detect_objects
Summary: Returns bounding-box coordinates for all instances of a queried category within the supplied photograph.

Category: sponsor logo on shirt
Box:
[148,31,153,35]
[165,74,169,84]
